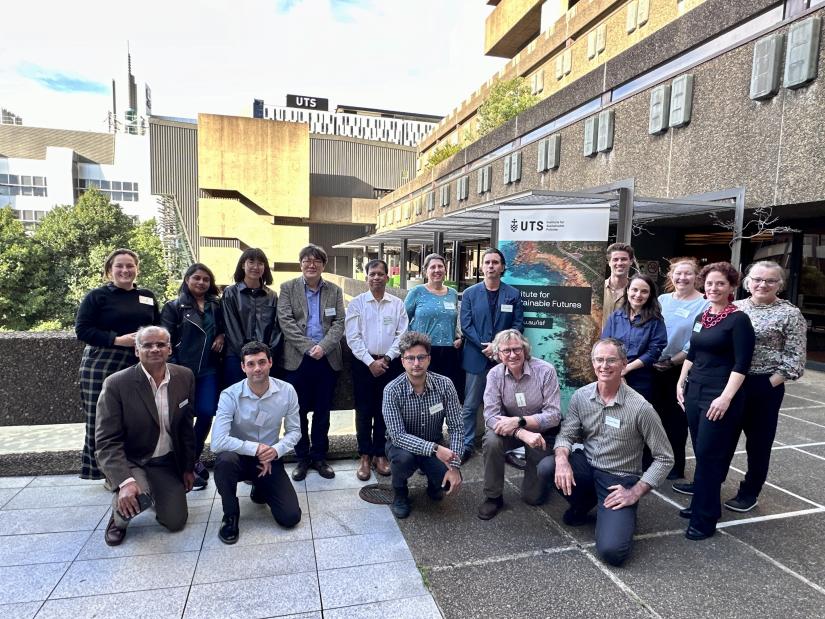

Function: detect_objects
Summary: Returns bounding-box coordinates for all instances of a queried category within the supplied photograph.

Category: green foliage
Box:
[425,142,462,170]
[29,319,67,332]
[476,77,538,137]
[0,207,49,329]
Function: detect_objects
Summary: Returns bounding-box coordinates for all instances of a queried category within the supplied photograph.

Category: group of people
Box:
[75,239,807,566]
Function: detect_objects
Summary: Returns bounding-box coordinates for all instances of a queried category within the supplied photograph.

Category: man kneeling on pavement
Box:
[538,337,673,566]
[478,329,561,520]
[383,331,464,518]
[211,341,302,544]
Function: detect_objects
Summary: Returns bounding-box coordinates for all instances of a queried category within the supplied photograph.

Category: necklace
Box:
[700,303,737,329]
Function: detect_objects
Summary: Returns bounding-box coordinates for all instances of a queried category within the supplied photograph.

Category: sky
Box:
[1,0,507,133]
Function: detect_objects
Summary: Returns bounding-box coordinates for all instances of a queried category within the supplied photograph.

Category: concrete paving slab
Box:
[305,470,378,492]
[35,586,189,618]
[208,494,308,521]
[202,514,313,549]
[778,407,825,428]
[617,531,825,618]
[0,478,32,489]
[725,512,825,588]
[0,563,69,604]
[0,489,22,509]
[76,523,207,561]
[318,560,428,609]
[0,531,90,566]
[796,444,825,458]
[773,415,825,445]
[0,505,107,535]
[314,530,412,571]
[0,601,41,619]
[427,551,649,619]
[50,552,198,599]
[193,539,315,585]
[28,475,105,488]
[183,572,321,619]
[323,594,442,619]
[310,505,398,539]
[4,486,111,510]
[307,488,374,512]
[396,480,567,567]
[730,449,825,507]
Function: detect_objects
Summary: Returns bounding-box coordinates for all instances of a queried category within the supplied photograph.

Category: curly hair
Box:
[700,261,740,288]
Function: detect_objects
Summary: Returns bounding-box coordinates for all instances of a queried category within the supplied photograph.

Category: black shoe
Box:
[685,525,714,541]
[194,462,210,481]
[679,507,692,519]
[724,495,758,513]
[191,475,208,491]
[504,452,527,471]
[426,484,445,502]
[292,461,310,481]
[311,460,335,479]
[666,468,684,481]
[391,495,411,519]
[562,507,589,527]
[672,481,694,496]
[477,496,504,520]
[219,514,239,545]
[462,448,474,463]
[249,485,266,504]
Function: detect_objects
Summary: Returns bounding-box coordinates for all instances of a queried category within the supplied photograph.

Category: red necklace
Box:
[700,303,737,329]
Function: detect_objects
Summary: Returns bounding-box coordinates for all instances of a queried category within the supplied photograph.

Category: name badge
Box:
[178,399,189,408]
[515,392,526,407]
[138,295,154,306]
[605,416,621,429]
[501,304,513,313]
[692,322,702,333]
[429,402,444,414]
[443,301,456,310]
[383,316,393,326]
[324,307,336,317]
[674,307,691,318]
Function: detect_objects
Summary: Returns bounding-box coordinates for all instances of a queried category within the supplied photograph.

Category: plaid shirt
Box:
[383,371,464,468]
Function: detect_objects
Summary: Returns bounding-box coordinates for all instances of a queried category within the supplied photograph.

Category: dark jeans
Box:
[651,364,689,476]
[429,346,464,401]
[286,355,338,462]
[624,366,654,403]
[214,452,301,528]
[386,442,448,495]
[482,426,557,504]
[352,358,401,456]
[538,450,640,566]
[685,379,746,535]
[194,372,219,459]
[222,354,246,389]
[738,374,785,500]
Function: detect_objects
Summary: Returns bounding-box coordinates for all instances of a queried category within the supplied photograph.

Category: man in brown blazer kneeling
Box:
[96,325,196,546]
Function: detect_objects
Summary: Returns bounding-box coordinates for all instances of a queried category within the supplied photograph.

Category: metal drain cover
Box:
[358,483,394,504]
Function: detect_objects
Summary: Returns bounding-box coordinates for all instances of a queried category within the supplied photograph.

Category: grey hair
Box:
[423,253,446,272]
[743,260,784,291]
[591,337,628,363]
[492,329,531,360]
[135,325,171,346]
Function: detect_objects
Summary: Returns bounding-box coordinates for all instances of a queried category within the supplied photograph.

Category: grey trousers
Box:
[111,455,188,532]
[482,427,554,504]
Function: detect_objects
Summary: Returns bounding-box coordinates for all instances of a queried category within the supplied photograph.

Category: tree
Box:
[476,77,538,137]
[0,208,49,330]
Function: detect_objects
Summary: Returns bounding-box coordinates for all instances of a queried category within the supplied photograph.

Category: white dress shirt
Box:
[345,291,409,367]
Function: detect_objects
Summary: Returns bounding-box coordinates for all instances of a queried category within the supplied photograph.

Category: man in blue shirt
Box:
[212,341,302,545]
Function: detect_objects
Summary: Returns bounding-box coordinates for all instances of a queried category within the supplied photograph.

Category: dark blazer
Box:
[95,363,196,487]
[460,281,524,374]
[277,277,345,371]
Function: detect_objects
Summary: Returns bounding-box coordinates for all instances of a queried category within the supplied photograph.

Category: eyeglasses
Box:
[402,354,430,363]
[498,347,523,356]
[140,342,169,350]
[301,259,323,266]
[592,357,621,366]
[751,277,780,286]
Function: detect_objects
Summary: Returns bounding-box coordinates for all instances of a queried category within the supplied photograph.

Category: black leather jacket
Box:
[221,282,281,357]
[160,292,224,376]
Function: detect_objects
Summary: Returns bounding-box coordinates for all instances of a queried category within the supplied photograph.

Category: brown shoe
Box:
[104,515,126,546]
[356,455,371,481]
[373,456,391,477]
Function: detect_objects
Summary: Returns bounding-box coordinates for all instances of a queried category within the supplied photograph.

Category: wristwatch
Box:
[431,444,439,456]
[383,355,391,364]
[517,416,527,428]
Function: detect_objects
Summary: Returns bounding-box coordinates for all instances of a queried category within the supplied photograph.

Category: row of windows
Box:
[74,189,139,202]
[77,179,139,192]
[0,185,47,197]
[0,174,47,186]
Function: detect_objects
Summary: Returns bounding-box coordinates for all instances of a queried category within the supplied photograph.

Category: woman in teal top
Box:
[405,253,462,392]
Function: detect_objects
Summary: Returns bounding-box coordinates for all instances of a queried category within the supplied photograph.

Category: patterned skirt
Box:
[78,345,135,479]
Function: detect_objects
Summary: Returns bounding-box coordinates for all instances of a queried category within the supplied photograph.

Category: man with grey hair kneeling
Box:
[537,337,673,566]
[96,325,196,546]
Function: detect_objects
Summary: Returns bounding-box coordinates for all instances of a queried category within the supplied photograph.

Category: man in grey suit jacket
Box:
[96,325,196,546]
[277,244,345,481]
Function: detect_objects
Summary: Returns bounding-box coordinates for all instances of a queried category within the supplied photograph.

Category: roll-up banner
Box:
[498,204,610,411]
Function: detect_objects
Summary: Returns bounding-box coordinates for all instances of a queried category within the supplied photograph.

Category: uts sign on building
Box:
[286,94,329,111]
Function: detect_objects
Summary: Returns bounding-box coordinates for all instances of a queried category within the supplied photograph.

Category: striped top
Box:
[554,382,673,488]
[382,371,464,468]
[483,357,562,431]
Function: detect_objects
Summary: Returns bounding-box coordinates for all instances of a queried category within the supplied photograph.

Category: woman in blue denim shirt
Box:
[601,273,667,402]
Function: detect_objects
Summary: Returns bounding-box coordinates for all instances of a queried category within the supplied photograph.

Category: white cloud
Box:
[1,0,505,131]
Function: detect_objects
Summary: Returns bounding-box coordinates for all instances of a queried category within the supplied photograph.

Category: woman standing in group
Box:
[654,258,708,480]
[221,248,280,386]
[404,253,462,390]
[76,248,159,481]
[161,263,225,490]
[723,260,806,512]
[601,273,667,403]
[676,262,754,540]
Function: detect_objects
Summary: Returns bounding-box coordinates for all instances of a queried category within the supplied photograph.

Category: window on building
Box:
[0,175,49,198]
[76,178,139,203]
